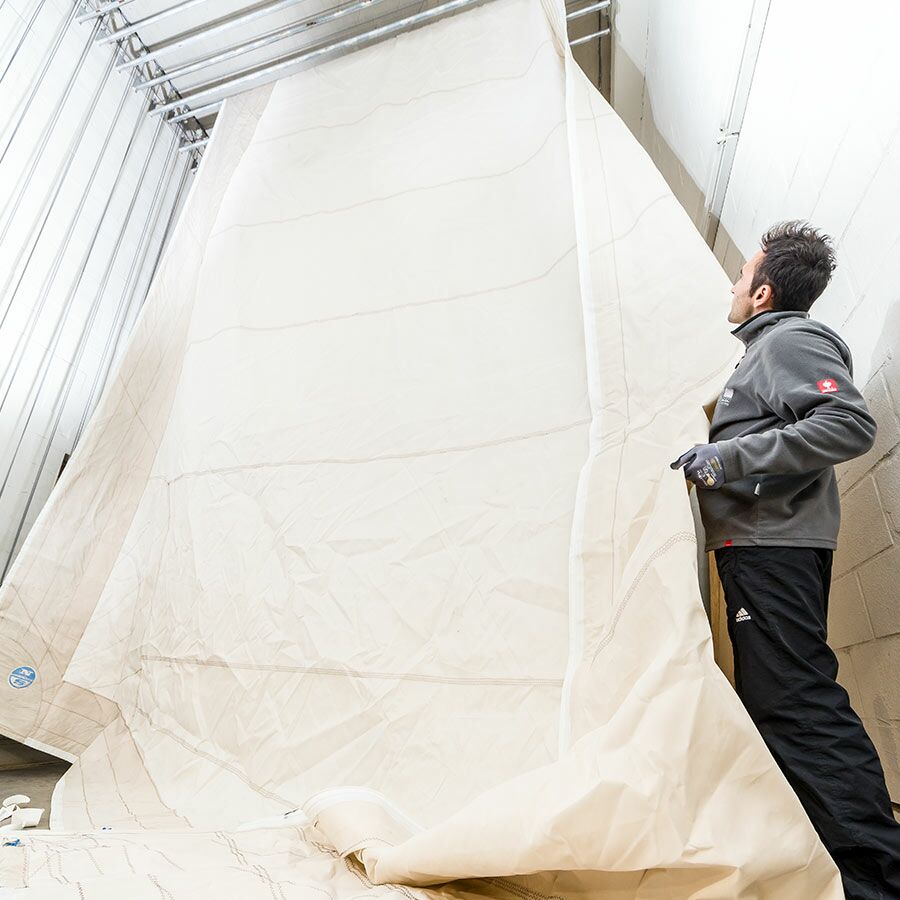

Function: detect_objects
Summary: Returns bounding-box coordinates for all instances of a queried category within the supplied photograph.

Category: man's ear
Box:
[754,282,773,308]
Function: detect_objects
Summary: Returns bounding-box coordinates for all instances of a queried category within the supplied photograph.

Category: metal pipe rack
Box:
[75,0,611,157]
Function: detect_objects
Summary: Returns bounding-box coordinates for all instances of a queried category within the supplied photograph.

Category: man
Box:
[671,221,900,899]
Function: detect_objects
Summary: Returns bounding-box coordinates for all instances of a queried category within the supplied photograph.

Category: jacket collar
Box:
[730,309,809,347]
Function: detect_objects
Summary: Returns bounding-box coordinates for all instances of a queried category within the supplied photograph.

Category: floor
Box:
[0,736,70,829]
[0,737,896,836]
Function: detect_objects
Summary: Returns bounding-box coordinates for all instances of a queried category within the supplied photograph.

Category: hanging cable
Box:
[0,0,50,87]
[71,131,181,447]
[0,45,119,334]
[150,151,193,270]
[1,116,167,580]
[0,91,151,509]
[0,1,79,169]
[0,70,139,411]
[0,17,104,256]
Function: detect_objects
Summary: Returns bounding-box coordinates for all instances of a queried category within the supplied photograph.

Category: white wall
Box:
[0,0,192,576]
[611,0,900,799]
[713,2,900,800]
[642,1,753,191]
[611,0,756,234]
[720,0,900,384]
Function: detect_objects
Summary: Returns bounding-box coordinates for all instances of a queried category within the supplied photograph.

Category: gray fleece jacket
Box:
[698,310,877,551]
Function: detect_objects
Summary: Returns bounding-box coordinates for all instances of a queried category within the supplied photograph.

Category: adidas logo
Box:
[735,607,752,623]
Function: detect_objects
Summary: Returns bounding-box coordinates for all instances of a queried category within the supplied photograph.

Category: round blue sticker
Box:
[8,666,36,690]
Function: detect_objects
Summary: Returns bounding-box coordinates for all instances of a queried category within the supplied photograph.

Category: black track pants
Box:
[715,546,900,900]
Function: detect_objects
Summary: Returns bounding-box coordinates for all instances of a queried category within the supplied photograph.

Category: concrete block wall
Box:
[830,348,900,798]
[709,1,900,802]
[610,1,754,242]
[608,0,900,800]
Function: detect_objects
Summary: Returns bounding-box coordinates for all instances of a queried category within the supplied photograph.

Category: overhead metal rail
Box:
[76,0,210,159]
[170,100,222,123]
[77,0,612,155]
[149,0,495,118]
[570,27,610,46]
[113,0,355,69]
[177,135,208,151]
[97,0,211,44]
[76,0,140,23]
[566,0,609,21]
[135,0,392,91]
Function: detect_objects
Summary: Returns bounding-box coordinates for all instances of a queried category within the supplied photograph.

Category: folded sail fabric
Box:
[0,0,841,896]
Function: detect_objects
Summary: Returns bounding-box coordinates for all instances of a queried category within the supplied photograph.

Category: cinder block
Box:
[838,372,900,490]
[722,236,744,285]
[849,633,900,721]
[858,545,900,638]
[829,573,874,648]
[862,716,900,804]
[835,648,865,714]
[712,223,732,267]
[874,451,900,534]
[833,476,894,577]
[882,348,900,405]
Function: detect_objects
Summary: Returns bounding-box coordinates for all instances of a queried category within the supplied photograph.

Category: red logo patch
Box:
[817,378,839,394]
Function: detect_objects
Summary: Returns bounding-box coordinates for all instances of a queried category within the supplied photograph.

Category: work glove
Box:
[670,443,726,489]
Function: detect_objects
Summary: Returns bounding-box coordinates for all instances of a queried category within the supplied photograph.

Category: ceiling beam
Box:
[99,0,212,44]
[569,27,610,47]
[115,0,320,70]
[566,1,609,21]
[150,0,490,118]
[135,0,389,91]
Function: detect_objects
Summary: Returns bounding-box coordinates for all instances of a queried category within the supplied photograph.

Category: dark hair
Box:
[751,220,836,312]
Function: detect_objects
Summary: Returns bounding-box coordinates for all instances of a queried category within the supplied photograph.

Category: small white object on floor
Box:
[0,794,43,830]
[0,795,30,824]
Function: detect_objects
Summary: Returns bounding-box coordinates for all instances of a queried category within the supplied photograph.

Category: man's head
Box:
[728,220,837,324]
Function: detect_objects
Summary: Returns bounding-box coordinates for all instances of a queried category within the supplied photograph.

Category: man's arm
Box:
[715,328,876,480]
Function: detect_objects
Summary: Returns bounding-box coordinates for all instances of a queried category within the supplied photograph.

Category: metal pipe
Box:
[76,0,138,23]
[99,153,193,416]
[566,0,609,20]
[0,2,79,168]
[79,6,203,151]
[171,100,222,123]
[1,116,167,580]
[569,27,610,46]
[135,0,387,91]
[99,0,211,45]
[151,153,193,274]
[72,133,182,448]
[83,155,193,435]
[116,0,317,70]
[0,0,49,87]
[178,137,209,151]
[0,17,104,245]
[152,0,488,117]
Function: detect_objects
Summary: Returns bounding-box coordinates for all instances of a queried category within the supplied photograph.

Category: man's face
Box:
[728,249,767,324]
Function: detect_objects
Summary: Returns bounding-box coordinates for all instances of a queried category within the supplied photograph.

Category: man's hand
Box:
[670,443,727,489]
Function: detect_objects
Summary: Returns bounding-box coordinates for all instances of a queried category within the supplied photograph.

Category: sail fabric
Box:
[0,0,841,896]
